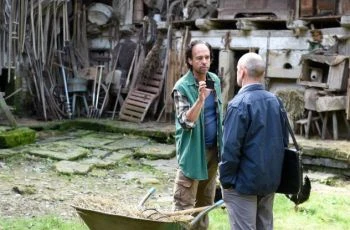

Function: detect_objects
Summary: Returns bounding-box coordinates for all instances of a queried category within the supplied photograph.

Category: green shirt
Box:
[173,71,223,180]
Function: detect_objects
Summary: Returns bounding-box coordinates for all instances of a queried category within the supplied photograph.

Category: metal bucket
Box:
[88,3,113,26]
[67,77,88,93]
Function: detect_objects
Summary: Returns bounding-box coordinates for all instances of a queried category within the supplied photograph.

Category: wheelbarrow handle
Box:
[138,187,156,209]
[189,200,224,228]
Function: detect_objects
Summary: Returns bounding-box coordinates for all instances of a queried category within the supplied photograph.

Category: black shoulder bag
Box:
[276,97,303,195]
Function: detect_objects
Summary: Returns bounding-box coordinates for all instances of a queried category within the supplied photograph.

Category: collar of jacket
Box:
[238,83,265,95]
[184,71,215,86]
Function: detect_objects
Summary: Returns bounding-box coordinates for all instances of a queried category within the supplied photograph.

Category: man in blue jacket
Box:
[219,52,288,230]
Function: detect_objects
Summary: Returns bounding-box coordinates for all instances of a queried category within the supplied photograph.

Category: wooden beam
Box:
[298,80,328,89]
[0,93,17,128]
[316,96,346,112]
[347,70,350,120]
[195,19,217,31]
[236,19,257,31]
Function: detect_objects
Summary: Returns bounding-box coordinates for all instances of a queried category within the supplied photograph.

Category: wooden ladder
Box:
[119,71,164,122]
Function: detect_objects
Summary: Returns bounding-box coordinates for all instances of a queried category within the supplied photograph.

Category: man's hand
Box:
[184,80,211,123]
[198,80,211,103]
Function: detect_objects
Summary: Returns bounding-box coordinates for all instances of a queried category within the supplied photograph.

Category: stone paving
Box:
[0,118,349,220]
[0,120,178,219]
[0,119,177,175]
[0,118,349,177]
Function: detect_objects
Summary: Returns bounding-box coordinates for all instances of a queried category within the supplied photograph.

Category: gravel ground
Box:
[0,126,349,223]
[0,154,176,219]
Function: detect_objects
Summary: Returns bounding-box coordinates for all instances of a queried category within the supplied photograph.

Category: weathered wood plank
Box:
[327,60,348,91]
[0,93,17,127]
[298,80,328,88]
[347,73,350,120]
[137,85,159,94]
[316,96,346,112]
[124,103,147,113]
[125,100,147,108]
[128,94,150,103]
[121,109,143,118]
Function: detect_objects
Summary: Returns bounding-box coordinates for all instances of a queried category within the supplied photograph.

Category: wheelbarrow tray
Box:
[73,206,187,230]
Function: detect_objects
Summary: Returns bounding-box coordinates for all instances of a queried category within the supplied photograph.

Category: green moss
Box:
[303,147,350,163]
[55,120,175,144]
[304,165,349,177]
[0,128,36,148]
[20,118,176,144]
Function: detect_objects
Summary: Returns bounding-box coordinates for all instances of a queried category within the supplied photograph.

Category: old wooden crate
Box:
[316,96,347,112]
[217,0,296,20]
[340,0,350,15]
[300,0,349,17]
[298,54,349,92]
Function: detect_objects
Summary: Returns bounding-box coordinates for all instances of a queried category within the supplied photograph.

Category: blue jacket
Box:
[219,84,288,195]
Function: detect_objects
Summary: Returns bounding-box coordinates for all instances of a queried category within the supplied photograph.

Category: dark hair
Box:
[185,40,213,69]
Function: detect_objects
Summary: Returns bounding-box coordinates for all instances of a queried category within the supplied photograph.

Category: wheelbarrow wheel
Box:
[50,84,69,118]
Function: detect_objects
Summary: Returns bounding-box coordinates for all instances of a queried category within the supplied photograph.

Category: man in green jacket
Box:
[172,40,223,230]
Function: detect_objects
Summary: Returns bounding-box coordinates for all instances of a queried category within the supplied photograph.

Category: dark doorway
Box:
[0,69,9,92]
[209,48,219,76]
[0,68,15,105]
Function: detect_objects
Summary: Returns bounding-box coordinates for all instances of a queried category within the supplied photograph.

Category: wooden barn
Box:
[0,0,349,139]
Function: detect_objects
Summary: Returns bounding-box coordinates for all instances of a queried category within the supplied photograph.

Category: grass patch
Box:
[209,191,350,230]
[274,192,350,230]
[208,208,230,230]
[1,191,349,230]
[0,215,87,230]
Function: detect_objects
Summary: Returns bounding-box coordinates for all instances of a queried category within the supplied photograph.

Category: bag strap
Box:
[276,97,301,152]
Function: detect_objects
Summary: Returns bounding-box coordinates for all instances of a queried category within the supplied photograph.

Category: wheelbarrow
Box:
[73,188,224,230]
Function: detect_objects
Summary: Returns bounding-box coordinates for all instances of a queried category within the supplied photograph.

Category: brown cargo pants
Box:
[172,146,218,230]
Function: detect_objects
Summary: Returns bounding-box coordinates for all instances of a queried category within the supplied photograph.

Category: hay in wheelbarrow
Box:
[73,206,189,230]
[72,194,223,230]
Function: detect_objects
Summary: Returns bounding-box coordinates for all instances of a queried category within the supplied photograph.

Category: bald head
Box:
[238,52,265,80]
